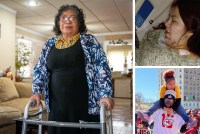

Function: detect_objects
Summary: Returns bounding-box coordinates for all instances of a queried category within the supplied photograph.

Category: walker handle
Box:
[22,99,43,134]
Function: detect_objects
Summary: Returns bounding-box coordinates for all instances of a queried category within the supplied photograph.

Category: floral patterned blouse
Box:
[136,29,200,66]
[32,34,112,115]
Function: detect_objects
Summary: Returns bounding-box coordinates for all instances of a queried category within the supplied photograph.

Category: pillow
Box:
[14,82,32,98]
[0,77,19,102]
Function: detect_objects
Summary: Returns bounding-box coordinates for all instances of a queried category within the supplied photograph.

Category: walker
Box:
[21,100,113,134]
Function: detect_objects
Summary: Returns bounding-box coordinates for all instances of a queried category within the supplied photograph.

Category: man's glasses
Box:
[60,15,78,22]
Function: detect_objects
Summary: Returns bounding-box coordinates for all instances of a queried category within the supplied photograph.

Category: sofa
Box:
[0,77,46,134]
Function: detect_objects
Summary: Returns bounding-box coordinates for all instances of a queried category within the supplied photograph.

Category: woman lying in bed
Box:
[136,0,200,66]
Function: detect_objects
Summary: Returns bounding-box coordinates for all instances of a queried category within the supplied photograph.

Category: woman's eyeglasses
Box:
[60,15,78,22]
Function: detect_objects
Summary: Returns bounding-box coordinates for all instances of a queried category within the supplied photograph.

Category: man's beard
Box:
[164,100,173,108]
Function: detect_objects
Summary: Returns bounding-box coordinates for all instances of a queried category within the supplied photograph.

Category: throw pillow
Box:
[0,77,19,102]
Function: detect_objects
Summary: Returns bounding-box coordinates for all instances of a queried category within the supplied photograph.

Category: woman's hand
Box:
[100,98,114,110]
[30,94,41,108]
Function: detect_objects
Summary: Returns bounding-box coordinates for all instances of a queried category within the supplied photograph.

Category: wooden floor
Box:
[112,98,133,134]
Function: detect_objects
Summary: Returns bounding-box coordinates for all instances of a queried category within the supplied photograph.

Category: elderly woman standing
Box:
[30,4,113,134]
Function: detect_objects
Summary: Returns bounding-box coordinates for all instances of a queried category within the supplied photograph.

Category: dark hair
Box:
[52,4,87,36]
[153,22,166,30]
[173,0,200,57]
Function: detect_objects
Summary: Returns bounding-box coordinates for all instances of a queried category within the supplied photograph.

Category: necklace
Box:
[55,33,80,49]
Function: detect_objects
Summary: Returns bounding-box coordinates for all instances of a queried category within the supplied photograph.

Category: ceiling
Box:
[0,0,132,39]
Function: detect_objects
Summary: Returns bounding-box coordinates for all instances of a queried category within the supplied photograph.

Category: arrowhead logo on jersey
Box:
[162,113,174,128]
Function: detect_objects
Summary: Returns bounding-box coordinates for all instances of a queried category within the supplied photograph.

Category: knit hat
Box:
[164,90,176,101]
[163,69,175,82]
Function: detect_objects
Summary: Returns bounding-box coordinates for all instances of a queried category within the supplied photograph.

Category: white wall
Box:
[0,4,16,76]
[30,43,43,76]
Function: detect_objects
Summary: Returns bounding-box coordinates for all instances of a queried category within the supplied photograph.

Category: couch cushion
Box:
[14,82,32,98]
[0,124,16,134]
[0,106,21,126]
[0,98,46,115]
[0,78,19,102]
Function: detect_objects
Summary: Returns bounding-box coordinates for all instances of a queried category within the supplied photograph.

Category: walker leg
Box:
[108,111,113,134]
[38,101,43,134]
[22,100,43,134]
[38,125,42,134]
[21,119,27,134]
[100,123,107,134]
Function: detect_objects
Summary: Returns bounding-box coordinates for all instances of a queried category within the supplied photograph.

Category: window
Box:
[16,38,43,79]
[108,49,132,71]
[185,92,188,95]
[185,85,188,90]
[16,39,32,78]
